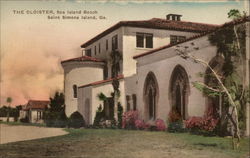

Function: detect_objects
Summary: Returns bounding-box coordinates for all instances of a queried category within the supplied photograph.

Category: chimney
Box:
[166,14,182,21]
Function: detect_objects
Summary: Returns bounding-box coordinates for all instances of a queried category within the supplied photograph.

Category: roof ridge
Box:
[61,55,104,63]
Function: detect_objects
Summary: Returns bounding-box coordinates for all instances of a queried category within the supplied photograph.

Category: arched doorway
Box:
[143,72,159,121]
[205,56,224,117]
[169,65,190,120]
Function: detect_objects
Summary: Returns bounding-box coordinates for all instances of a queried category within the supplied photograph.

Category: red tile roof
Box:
[134,16,250,59]
[25,100,50,110]
[81,18,219,48]
[79,74,124,88]
[61,56,104,64]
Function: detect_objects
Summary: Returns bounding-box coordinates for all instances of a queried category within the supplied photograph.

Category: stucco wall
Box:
[62,62,104,117]
[135,36,217,122]
[78,86,92,125]
[122,27,199,77]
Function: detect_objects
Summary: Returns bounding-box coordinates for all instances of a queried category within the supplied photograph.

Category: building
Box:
[20,100,50,123]
[61,14,249,135]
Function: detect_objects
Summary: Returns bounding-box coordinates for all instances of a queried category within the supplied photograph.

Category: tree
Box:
[44,92,67,127]
[175,10,249,149]
[6,97,12,122]
[110,50,122,121]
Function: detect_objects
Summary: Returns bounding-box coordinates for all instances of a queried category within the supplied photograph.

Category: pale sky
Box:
[0,0,249,106]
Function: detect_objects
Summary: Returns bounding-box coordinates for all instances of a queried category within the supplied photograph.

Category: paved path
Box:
[0,124,68,144]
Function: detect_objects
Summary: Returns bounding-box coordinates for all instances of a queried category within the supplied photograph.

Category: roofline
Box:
[134,16,250,59]
[61,56,104,64]
[80,19,219,48]
[79,74,124,88]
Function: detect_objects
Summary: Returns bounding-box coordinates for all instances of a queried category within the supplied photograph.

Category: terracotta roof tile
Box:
[79,74,124,88]
[134,16,250,59]
[61,56,104,64]
[81,18,219,48]
[25,100,50,110]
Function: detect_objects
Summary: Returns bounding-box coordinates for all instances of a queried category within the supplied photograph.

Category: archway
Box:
[143,72,159,121]
[205,56,224,117]
[169,65,190,120]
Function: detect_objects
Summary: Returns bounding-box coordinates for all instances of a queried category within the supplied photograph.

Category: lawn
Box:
[0,128,249,158]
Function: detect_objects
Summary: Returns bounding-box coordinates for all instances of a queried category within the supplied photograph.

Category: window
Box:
[136,33,153,48]
[170,35,186,44]
[99,43,101,54]
[132,94,137,110]
[126,95,131,111]
[95,46,97,55]
[37,111,42,120]
[86,49,92,57]
[73,85,77,98]
[106,39,108,50]
[104,97,114,119]
[112,35,118,50]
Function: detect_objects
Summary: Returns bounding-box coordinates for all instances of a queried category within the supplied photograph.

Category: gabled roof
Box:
[79,74,124,88]
[81,18,219,48]
[61,56,104,64]
[134,16,250,59]
[25,100,50,110]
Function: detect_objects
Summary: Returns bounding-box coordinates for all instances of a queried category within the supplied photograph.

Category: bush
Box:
[68,111,85,128]
[44,111,68,127]
[117,102,123,128]
[20,116,29,123]
[168,121,186,133]
[93,105,105,128]
[168,109,182,123]
[155,119,166,131]
[135,119,145,130]
[122,110,138,129]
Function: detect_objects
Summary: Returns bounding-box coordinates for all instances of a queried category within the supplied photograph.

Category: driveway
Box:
[0,124,68,144]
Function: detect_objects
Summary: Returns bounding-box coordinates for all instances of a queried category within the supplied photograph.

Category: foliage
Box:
[122,110,138,129]
[155,119,166,131]
[135,119,145,130]
[93,104,105,127]
[44,91,68,127]
[0,106,20,120]
[168,121,186,133]
[68,111,85,128]
[184,107,219,134]
[97,92,107,101]
[20,116,29,123]
[117,102,123,128]
[168,109,182,123]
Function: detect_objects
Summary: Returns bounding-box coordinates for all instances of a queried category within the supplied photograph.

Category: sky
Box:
[0,0,249,106]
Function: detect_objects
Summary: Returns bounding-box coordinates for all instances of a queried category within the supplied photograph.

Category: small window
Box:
[99,43,101,54]
[132,94,137,110]
[106,39,108,50]
[145,34,153,48]
[95,46,97,55]
[136,33,153,48]
[136,33,144,48]
[86,49,92,57]
[73,85,77,98]
[112,35,118,51]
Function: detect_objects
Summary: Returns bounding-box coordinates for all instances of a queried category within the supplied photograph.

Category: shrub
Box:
[135,119,145,130]
[168,121,186,133]
[184,116,218,134]
[68,111,85,128]
[117,102,123,128]
[93,105,105,128]
[122,110,138,129]
[20,116,29,123]
[155,119,166,131]
[44,111,68,127]
[168,109,182,123]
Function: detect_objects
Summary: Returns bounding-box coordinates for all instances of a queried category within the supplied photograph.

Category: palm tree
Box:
[6,97,12,122]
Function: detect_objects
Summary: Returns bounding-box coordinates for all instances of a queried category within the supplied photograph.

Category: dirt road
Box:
[0,124,68,144]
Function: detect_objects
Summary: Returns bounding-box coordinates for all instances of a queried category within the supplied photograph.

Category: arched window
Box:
[143,72,159,120]
[132,94,137,110]
[73,85,77,98]
[169,65,190,120]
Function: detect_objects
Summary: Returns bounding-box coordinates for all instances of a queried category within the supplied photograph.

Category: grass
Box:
[0,121,46,127]
[0,128,249,158]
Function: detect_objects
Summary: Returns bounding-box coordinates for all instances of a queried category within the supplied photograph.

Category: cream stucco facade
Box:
[61,15,249,135]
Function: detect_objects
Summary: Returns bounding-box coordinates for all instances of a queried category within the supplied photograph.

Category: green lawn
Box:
[0,121,46,127]
[0,128,249,158]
